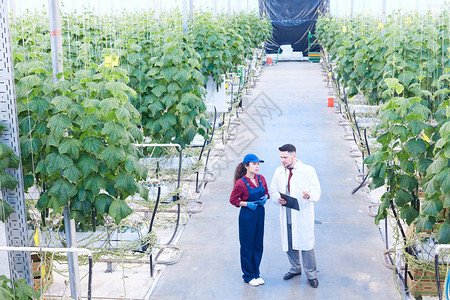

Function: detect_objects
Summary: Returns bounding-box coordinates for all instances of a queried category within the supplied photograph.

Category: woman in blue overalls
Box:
[229,154,269,286]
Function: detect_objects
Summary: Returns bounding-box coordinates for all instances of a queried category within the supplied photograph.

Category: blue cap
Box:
[243,154,264,164]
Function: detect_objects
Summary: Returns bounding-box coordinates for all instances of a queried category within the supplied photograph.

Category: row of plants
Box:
[4,10,271,229]
[316,11,450,243]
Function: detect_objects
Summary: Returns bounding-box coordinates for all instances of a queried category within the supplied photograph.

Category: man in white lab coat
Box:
[270,144,321,288]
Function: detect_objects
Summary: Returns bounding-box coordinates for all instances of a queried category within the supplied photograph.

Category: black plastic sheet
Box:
[259,0,328,54]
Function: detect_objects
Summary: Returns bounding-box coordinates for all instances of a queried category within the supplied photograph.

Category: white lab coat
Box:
[270,160,321,251]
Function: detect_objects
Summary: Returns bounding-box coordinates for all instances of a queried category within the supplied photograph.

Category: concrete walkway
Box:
[150,62,399,299]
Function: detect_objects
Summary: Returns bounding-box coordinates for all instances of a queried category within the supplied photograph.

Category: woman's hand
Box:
[257,196,267,206]
[246,202,258,210]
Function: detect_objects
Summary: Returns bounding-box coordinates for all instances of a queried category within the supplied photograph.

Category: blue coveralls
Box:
[239,175,266,283]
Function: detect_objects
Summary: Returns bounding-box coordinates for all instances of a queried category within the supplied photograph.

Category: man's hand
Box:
[278,197,287,205]
[302,191,310,199]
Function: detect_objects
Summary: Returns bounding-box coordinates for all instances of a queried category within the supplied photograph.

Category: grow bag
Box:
[259,0,327,54]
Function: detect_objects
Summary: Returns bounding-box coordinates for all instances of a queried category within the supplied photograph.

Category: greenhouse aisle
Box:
[150,62,399,299]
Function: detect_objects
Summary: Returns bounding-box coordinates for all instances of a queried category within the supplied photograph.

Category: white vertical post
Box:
[9,0,16,22]
[182,0,188,34]
[213,0,217,15]
[0,0,33,286]
[228,0,231,14]
[0,223,10,277]
[381,0,386,35]
[48,0,63,82]
[48,1,81,299]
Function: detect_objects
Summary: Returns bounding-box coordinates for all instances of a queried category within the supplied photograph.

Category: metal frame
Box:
[0,0,32,285]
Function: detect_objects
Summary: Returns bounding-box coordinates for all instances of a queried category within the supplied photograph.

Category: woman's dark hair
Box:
[279,144,296,153]
[234,162,249,183]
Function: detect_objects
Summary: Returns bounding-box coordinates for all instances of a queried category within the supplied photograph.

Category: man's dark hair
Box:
[279,144,296,153]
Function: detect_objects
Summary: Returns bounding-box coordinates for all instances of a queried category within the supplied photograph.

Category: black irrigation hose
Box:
[351,175,368,195]
[352,129,372,195]
[149,185,161,277]
[390,202,414,283]
[88,256,93,300]
[195,107,217,192]
[168,149,183,245]
[435,253,443,300]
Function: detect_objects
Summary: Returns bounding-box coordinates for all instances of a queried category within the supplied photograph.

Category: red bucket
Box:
[328,97,334,107]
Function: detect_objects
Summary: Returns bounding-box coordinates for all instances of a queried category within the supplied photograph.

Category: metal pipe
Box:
[48,0,64,82]
[435,244,450,300]
[0,246,92,256]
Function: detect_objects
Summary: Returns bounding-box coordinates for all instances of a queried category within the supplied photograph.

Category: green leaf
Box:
[443,192,450,208]
[407,119,429,135]
[105,82,129,101]
[20,74,41,89]
[399,158,415,173]
[422,178,438,194]
[51,96,72,112]
[180,92,201,106]
[435,169,450,193]
[426,156,447,175]
[411,103,431,120]
[398,175,417,192]
[100,147,126,169]
[0,200,15,221]
[79,115,98,131]
[173,69,191,85]
[398,71,415,87]
[83,174,105,194]
[115,173,138,194]
[21,138,41,157]
[404,138,427,158]
[63,165,82,183]
[394,189,413,206]
[400,205,419,225]
[47,114,72,137]
[152,84,167,97]
[95,193,114,213]
[102,122,128,145]
[45,152,73,174]
[47,196,61,212]
[161,66,178,81]
[436,222,450,244]
[417,158,433,173]
[48,178,77,205]
[415,215,436,232]
[440,121,450,138]
[0,143,13,160]
[59,138,82,159]
[161,94,178,108]
[159,113,177,129]
[82,136,104,155]
[391,125,409,141]
[167,82,181,94]
[55,80,71,94]
[422,197,443,216]
[99,98,120,115]
[36,193,50,211]
[109,199,133,224]
[29,97,50,115]
[78,155,99,177]
[23,174,34,189]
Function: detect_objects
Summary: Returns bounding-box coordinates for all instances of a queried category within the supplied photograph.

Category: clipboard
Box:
[280,192,300,211]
